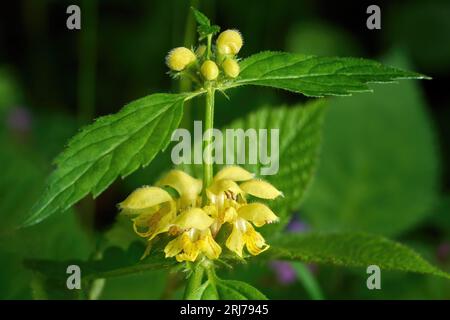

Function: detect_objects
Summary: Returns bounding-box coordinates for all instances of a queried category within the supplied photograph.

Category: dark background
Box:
[0,0,449,299]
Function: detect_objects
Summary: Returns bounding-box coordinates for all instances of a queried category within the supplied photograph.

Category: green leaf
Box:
[216,279,268,300]
[24,241,176,281]
[302,52,439,236]
[191,7,211,27]
[191,7,220,40]
[265,232,450,280]
[224,51,429,97]
[188,280,219,300]
[223,100,326,230]
[23,92,196,227]
[190,275,267,300]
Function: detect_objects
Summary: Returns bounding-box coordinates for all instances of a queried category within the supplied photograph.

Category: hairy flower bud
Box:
[222,58,240,78]
[201,60,219,81]
[216,29,243,55]
[166,47,196,71]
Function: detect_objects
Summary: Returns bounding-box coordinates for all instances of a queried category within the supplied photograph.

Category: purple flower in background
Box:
[437,242,450,263]
[286,214,309,233]
[270,213,313,285]
[270,261,297,284]
[6,106,32,134]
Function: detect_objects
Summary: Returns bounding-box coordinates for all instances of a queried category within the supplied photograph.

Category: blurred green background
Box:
[0,0,449,299]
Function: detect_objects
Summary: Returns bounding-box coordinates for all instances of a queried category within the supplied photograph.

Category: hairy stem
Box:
[183,263,205,299]
[203,86,215,201]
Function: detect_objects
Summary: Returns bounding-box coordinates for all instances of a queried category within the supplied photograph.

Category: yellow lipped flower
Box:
[119,166,281,262]
[164,208,221,262]
[206,166,281,257]
[118,186,176,241]
[156,169,202,209]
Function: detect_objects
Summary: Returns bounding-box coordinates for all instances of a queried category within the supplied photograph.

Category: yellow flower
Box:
[156,169,202,209]
[166,47,196,71]
[164,208,221,262]
[206,166,281,257]
[118,186,176,241]
[119,166,281,262]
[222,58,240,78]
[216,29,243,55]
[201,60,219,81]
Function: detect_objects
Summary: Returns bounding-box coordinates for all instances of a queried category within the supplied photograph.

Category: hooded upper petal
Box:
[118,186,173,214]
[207,179,242,197]
[157,170,202,197]
[172,207,214,230]
[239,179,283,200]
[214,166,254,182]
[238,203,279,227]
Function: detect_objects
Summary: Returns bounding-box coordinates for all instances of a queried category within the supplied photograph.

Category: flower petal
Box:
[240,179,283,199]
[214,166,254,182]
[132,204,176,239]
[157,170,202,199]
[226,224,245,258]
[198,229,222,260]
[164,233,186,258]
[208,179,242,196]
[172,208,214,230]
[238,203,279,227]
[223,207,238,223]
[119,186,173,213]
[243,226,270,256]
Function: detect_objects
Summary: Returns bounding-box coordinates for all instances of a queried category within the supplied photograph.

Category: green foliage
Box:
[23,93,198,227]
[192,278,268,300]
[24,241,175,281]
[224,51,428,97]
[302,53,439,236]
[291,262,324,300]
[265,232,450,279]
[191,7,220,40]
[224,100,326,229]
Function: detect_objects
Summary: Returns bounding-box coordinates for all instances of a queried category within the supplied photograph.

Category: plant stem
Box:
[206,34,212,59]
[292,262,324,300]
[203,86,215,200]
[183,263,205,299]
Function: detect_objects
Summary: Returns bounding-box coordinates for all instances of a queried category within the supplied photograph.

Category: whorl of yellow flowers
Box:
[165,29,243,82]
[119,166,282,262]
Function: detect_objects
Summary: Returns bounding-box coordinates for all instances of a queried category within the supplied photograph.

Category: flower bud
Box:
[166,47,196,71]
[216,29,243,55]
[222,58,240,78]
[201,60,219,81]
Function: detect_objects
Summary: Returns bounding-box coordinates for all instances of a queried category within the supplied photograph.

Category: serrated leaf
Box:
[24,241,176,281]
[191,7,211,27]
[265,232,450,279]
[198,24,220,39]
[216,279,268,300]
[224,51,429,97]
[191,7,220,40]
[302,52,439,236]
[23,92,196,227]
[223,100,326,230]
[187,280,219,300]
[190,277,267,300]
